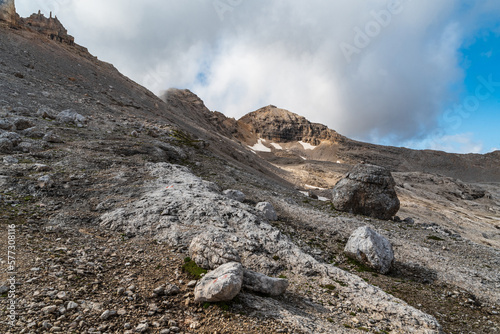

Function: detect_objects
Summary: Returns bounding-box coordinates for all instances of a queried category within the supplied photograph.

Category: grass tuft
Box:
[182,257,207,279]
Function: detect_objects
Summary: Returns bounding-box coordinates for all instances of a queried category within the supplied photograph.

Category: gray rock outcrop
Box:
[100,163,442,332]
[331,163,400,220]
[0,0,16,26]
[223,189,245,202]
[256,202,278,221]
[56,109,86,125]
[243,269,288,296]
[194,262,243,303]
[344,226,394,274]
[189,232,241,270]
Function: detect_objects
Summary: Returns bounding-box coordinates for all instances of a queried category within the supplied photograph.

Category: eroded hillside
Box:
[0,10,499,334]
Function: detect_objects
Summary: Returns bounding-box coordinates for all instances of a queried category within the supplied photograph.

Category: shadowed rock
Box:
[223,189,245,202]
[332,163,400,220]
[243,269,288,296]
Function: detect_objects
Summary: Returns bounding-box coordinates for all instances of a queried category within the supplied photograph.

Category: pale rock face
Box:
[242,269,288,296]
[0,0,16,25]
[56,109,87,125]
[256,202,278,221]
[344,226,394,274]
[188,232,241,270]
[194,262,243,303]
[332,163,400,220]
[223,189,245,202]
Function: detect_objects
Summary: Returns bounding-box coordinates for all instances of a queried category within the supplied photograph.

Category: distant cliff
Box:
[22,10,74,45]
[0,0,18,26]
[0,0,73,44]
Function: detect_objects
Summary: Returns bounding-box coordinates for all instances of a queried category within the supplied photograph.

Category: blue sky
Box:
[455,32,500,152]
[15,0,500,154]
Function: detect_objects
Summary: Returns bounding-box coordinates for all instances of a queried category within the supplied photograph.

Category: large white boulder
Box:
[194,262,243,303]
[344,226,394,274]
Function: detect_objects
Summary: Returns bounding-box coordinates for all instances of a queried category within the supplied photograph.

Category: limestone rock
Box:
[194,262,243,303]
[56,109,86,125]
[21,10,74,45]
[0,119,12,130]
[0,139,14,153]
[331,163,400,220]
[0,131,21,145]
[43,131,64,143]
[0,0,17,26]
[12,117,33,130]
[242,269,288,296]
[256,202,278,221]
[37,106,57,119]
[189,232,241,270]
[344,226,394,274]
[223,189,245,202]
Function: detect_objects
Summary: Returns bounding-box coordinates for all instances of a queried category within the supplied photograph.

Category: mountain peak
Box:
[239,105,341,145]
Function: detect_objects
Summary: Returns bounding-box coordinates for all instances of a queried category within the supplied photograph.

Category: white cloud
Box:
[403,132,484,154]
[15,0,500,150]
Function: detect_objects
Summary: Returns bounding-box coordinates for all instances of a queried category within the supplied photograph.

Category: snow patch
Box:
[305,184,327,191]
[299,191,309,197]
[300,156,307,160]
[270,142,283,150]
[318,196,329,202]
[248,139,271,153]
[299,141,316,150]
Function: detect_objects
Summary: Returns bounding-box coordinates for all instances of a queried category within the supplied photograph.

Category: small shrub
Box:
[346,256,376,273]
[334,279,347,287]
[321,284,336,291]
[182,258,207,279]
[427,235,444,241]
[273,255,280,261]
[216,302,229,311]
[278,275,287,279]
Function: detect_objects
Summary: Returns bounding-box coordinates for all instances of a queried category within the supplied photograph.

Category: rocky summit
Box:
[0,3,499,334]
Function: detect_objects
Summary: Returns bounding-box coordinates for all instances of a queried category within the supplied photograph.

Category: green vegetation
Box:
[217,302,229,311]
[343,324,352,329]
[334,279,347,287]
[346,256,376,273]
[278,274,287,279]
[273,255,280,261]
[171,129,202,148]
[321,284,336,291]
[327,318,334,323]
[182,257,207,279]
[427,235,445,241]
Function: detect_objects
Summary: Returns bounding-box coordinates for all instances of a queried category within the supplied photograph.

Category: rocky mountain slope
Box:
[0,4,499,334]
[216,105,500,183]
